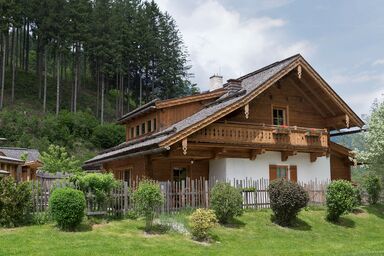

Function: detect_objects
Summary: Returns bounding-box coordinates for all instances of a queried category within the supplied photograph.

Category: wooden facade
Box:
[88,55,363,183]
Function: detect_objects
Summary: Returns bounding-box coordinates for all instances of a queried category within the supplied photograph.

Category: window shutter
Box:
[269,165,277,181]
[290,165,297,182]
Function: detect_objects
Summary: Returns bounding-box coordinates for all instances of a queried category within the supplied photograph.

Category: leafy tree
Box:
[40,144,81,173]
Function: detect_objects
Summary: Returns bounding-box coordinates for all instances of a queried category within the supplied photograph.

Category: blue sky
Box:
[156,0,384,116]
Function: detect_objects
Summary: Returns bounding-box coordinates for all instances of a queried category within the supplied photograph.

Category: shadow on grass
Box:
[138,224,170,235]
[57,223,93,232]
[330,217,356,228]
[269,215,312,231]
[364,204,384,219]
[222,218,246,229]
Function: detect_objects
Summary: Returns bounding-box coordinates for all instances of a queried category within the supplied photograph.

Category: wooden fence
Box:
[30,178,330,216]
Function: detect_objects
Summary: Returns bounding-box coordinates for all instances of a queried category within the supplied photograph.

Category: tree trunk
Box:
[43,47,47,113]
[25,21,30,72]
[56,52,60,116]
[139,75,142,107]
[37,36,42,100]
[0,34,6,110]
[73,43,80,113]
[96,65,99,117]
[101,73,105,124]
[11,28,16,104]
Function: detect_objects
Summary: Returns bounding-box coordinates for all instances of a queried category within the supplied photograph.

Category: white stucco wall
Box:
[209,152,330,182]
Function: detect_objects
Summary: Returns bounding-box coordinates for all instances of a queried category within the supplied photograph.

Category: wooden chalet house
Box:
[85,55,364,184]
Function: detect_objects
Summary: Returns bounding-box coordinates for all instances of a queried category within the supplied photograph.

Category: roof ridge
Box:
[237,54,301,81]
[0,147,38,150]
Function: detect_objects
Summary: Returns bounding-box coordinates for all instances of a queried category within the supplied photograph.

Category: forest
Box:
[0,0,199,159]
[0,0,197,122]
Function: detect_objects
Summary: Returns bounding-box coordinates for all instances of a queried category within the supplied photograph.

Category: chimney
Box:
[226,79,242,94]
[209,74,223,91]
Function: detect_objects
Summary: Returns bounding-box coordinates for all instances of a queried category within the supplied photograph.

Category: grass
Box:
[1,205,384,256]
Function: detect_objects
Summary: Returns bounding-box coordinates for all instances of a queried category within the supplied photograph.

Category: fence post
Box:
[124,181,128,214]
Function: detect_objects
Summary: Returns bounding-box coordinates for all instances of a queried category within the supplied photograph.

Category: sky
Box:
[156,0,384,117]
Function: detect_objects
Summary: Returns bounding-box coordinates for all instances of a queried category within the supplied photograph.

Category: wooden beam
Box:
[281,150,297,161]
[310,152,326,162]
[249,148,266,160]
[213,148,227,159]
[285,78,327,117]
[298,76,337,116]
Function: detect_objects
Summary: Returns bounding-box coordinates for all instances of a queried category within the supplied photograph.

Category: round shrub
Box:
[326,180,356,222]
[190,208,217,241]
[210,182,243,224]
[363,173,381,205]
[49,187,86,230]
[133,179,164,231]
[269,179,309,226]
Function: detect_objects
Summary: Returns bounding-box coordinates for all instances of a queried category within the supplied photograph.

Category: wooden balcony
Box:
[188,122,328,151]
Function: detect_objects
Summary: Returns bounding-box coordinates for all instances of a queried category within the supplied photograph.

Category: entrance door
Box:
[173,167,187,182]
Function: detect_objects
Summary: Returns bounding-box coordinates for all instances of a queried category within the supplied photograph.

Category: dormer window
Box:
[147,120,152,132]
[273,107,287,125]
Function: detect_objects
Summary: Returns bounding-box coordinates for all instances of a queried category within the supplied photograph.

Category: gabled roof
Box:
[85,54,364,166]
[0,147,41,162]
[117,89,226,124]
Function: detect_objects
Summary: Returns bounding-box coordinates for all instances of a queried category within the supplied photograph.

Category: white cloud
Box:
[373,59,384,66]
[156,0,313,90]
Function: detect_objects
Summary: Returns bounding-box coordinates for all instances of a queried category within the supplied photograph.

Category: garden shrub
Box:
[326,180,356,222]
[71,172,118,204]
[190,208,217,241]
[133,179,164,231]
[49,187,86,230]
[40,144,81,174]
[0,177,32,227]
[363,173,382,204]
[269,179,309,226]
[210,182,243,224]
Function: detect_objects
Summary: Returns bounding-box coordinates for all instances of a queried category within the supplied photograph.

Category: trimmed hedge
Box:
[49,187,86,230]
[269,179,309,226]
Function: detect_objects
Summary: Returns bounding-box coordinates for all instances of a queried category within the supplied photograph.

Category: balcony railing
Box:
[188,122,328,150]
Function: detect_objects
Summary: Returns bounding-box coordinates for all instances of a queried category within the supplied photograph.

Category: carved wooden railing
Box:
[188,122,328,150]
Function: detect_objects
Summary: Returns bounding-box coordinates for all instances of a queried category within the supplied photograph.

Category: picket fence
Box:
[30,178,329,216]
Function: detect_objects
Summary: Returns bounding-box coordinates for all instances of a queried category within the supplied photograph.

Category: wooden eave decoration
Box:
[297,65,302,79]
[250,148,266,161]
[182,138,188,155]
[244,104,249,119]
[310,152,326,163]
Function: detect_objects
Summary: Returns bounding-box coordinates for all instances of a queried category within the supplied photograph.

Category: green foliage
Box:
[363,173,382,204]
[189,208,217,241]
[71,172,118,204]
[269,179,309,226]
[40,144,81,173]
[31,212,51,225]
[359,99,384,174]
[210,182,243,224]
[49,187,86,230]
[326,180,356,222]
[0,177,32,227]
[133,179,164,231]
[91,124,125,149]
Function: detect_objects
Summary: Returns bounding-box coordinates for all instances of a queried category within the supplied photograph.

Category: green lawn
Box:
[1,205,384,256]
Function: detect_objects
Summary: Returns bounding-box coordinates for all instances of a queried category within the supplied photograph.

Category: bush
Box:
[0,177,32,227]
[71,173,118,204]
[91,124,125,149]
[363,173,382,204]
[133,179,164,231]
[326,180,356,222]
[210,182,243,224]
[190,208,217,241]
[269,179,309,226]
[40,144,81,174]
[49,187,86,230]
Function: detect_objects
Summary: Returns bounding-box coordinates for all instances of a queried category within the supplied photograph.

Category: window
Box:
[276,166,288,179]
[130,127,134,138]
[136,125,140,136]
[269,165,297,182]
[141,123,145,134]
[273,107,287,125]
[173,167,187,182]
[153,118,157,131]
[147,120,152,132]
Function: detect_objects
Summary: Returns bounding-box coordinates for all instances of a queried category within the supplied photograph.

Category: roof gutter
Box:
[330,128,368,137]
